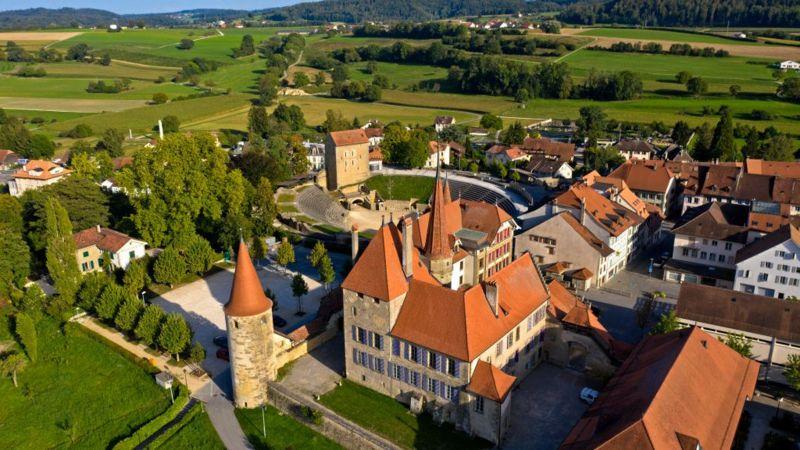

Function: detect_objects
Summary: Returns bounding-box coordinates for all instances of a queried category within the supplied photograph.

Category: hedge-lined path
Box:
[134,399,198,450]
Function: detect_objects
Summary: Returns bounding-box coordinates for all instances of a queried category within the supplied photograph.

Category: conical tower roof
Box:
[225,240,272,317]
[424,172,453,259]
[443,172,452,204]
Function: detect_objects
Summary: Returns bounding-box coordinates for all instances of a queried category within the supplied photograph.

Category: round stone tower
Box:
[224,240,276,409]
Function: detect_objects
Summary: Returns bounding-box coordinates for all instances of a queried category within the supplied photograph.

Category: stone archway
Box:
[567,341,588,371]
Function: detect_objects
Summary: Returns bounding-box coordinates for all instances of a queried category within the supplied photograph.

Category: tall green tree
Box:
[153,246,187,287]
[14,312,37,362]
[135,305,165,347]
[96,284,127,321]
[248,104,269,137]
[115,296,143,333]
[97,128,124,157]
[501,121,527,145]
[762,134,796,161]
[18,285,46,318]
[309,241,327,268]
[276,239,295,272]
[77,271,110,311]
[0,352,27,388]
[122,258,149,295]
[251,177,276,237]
[0,196,23,233]
[43,177,110,231]
[44,197,81,307]
[158,313,191,361]
[720,333,753,358]
[0,225,30,300]
[649,310,680,335]
[710,106,739,162]
[291,273,309,314]
[318,255,335,291]
[185,235,215,275]
[576,106,606,147]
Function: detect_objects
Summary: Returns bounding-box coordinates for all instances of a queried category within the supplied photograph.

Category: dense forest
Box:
[559,0,800,27]
[0,7,248,29]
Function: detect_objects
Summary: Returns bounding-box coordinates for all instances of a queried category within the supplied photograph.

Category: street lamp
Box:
[140,290,147,305]
[261,404,266,438]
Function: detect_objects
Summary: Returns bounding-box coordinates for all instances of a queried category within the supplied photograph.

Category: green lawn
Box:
[0,76,198,100]
[199,57,264,93]
[0,313,171,449]
[7,109,89,123]
[365,175,434,202]
[235,405,342,450]
[22,60,178,81]
[577,27,759,45]
[319,380,490,450]
[151,405,225,450]
[277,193,296,202]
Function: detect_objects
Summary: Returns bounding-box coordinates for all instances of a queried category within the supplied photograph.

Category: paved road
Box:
[199,382,252,450]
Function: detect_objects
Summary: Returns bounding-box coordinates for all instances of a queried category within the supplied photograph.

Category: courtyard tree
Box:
[153,246,187,287]
[96,284,128,322]
[122,258,149,295]
[309,241,327,268]
[158,313,192,361]
[649,310,680,335]
[44,197,81,311]
[318,255,335,292]
[720,333,753,358]
[185,235,216,275]
[784,354,800,391]
[189,342,206,363]
[14,312,37,362]
[135,305,165,347]
[251,177,277,237]
[77,272,110,312]
[276,239,295,272]
[291,274,309,315]
[115,296,143,333]
[0,351,27,388]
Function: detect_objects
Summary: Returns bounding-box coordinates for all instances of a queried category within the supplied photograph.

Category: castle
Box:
[224,240,277,408]
[341,170,550,444]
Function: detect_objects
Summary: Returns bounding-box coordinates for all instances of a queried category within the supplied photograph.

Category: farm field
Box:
[0,31,82,51]
[44,93,251,134]
[198,57,263,93]
[3,109,88,122]
[574,27,758,45]
[0,314,171,449]
[345,61,448,88]
[16,60,178,81]
[0,96,146,113]
[186,94,479,131]
[0,76,198,100]
[306,34,439,52]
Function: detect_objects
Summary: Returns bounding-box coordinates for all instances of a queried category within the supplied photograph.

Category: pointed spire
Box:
[225,240,272,316]
[443,171,452,204]
[424,171,453,260]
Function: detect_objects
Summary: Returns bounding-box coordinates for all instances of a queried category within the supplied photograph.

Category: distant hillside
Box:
[559,0,800,27]
[262,0,552,23]
[0,8,120,29]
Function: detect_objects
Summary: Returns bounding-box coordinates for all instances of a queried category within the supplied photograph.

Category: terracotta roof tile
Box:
[329,129,369,146]
[672,202,749,244]
[554,184,641,237]
[424,178,453,259]
[607,160,673,194]
[391,254,549,360]
[13,160,71,180]
[466,360,516,402]
[522,137,575,162]
[225,240,273,316]
[73,226,139,253]
[561,327,759,450]
[745,158,800,178]
[557,212,614,257]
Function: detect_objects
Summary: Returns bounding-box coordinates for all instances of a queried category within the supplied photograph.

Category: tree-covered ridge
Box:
[560,0,800,27]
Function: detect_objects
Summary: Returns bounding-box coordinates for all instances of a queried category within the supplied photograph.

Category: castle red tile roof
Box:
[328,129,369,146]
[341,222,436,302]
[390,254,549,361]
[557,212,614,257]
[0,149,18,165]
[13,160,71,180]
[414,198,513,250]
[745,158,800,178]
[424,177,453,259]
[225,240,273,317]
[73,226,140,253]
[363,127,384,139]
[466,360,516,402]
[560,327,759,450]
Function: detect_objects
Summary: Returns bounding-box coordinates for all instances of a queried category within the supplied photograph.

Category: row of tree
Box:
[446,32,577,57]
[600,41,730,58]
[353,21,468,39]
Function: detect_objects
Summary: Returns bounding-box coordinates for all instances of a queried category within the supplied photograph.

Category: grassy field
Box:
[345,61,448,89]
[52,27,315,65]
[235,405,342,449]
[0,313,171,449]
[380,90,514,114]
[18,60,178,81]
[307,35,439,52]
[5,109,88,123]
[365,175,434,201]
[186,94,478,131]
[576,27,759,45]
[152,406,224,450]
[319,380,490,450]
[199,57,264,93]
[0,76,198,100]
[44,93,251,134]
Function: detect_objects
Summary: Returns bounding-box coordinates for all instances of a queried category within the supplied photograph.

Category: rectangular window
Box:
[83,251,89,257]
[373,334,383,350]
[758,273,769,282]
[506,333,513,348]
[357,328,367,344]
[682,248,689,257]
[446,358,457,377]
[711,240,718,247]
[129,250,136,259]
[410,371,419,387]
[410,345,418,363]
[474,396,484,414]
[427,378,437,393]
[725,242,733,250]
[428,352,437,369]
[700,251,707,260]
[495,341,503,356]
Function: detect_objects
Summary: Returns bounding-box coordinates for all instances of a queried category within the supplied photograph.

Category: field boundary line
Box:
[555,37,597,63]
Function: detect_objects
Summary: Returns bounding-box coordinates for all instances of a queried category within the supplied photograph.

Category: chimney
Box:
[402,217,414,277]
[350,224,359,262]
[580,197,587,225]
[158,120,164,139]
[485,281,499,317]
[96,224,101,233]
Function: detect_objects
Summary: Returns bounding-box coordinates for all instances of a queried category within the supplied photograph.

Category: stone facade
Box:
[226,309,276,408]
[325,136,370,191]
[76,245,104,273]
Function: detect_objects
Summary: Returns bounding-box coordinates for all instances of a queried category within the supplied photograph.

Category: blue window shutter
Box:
[351,325,356,341]
[419,349,427,365]
[367,331,373,346]
[452,387,459,403]
[453,360,460,377]
[378,358,384,373]
[352,348,358,364]
[438,381,445,398]
[403,342,409,359]
[392,338,400,356]
[388,362,395,377]
[435,354,443,372]
[403,367,409,384]
[421,373,427,389]
[376,334,383,350]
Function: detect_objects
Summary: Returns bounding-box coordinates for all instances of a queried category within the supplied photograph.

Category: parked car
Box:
[580,387,599,404]
[216,348,229,361]
[273,315,287,328]
[213,335,228,348]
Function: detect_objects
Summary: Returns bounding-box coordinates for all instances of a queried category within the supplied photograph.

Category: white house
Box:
[73,225,148,272]
[734,224,800,299]
[780,60,800,70]
[434,116,455,133]
[8,160,71,197]
[424,141,450,168]
[304,142,326,171]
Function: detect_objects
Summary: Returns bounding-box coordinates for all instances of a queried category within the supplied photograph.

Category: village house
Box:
[676,283,800,384]
[0,149,19,170]
[664,202,749,288]
[434,116,456,133]
[614,139,656,161]
[424,141,450,168]
[363,127,384,147]
[780,60,800,70]
[515,155,573,187]
[73,225,147,272]
[606,159,677,215]
[368,147,383,172]
[304,142,326,171]
[485,145,529,165]
[8,160,71,197]
[561,327,758,450]
[342,174,536,444]
[516,182,643,286]
[734,223,800,299]
[521,137,575,163]
[324,129,371,191]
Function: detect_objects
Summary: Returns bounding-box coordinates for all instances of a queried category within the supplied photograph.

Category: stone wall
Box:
[227,310,276,408]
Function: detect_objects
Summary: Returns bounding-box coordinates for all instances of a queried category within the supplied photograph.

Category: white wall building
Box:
[734,224,800,299]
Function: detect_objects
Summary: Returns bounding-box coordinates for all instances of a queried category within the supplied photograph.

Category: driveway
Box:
[278,334,344,397]
[501,364,590,450]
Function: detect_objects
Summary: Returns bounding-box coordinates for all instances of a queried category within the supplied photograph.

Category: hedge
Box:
[112,384,189,450]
